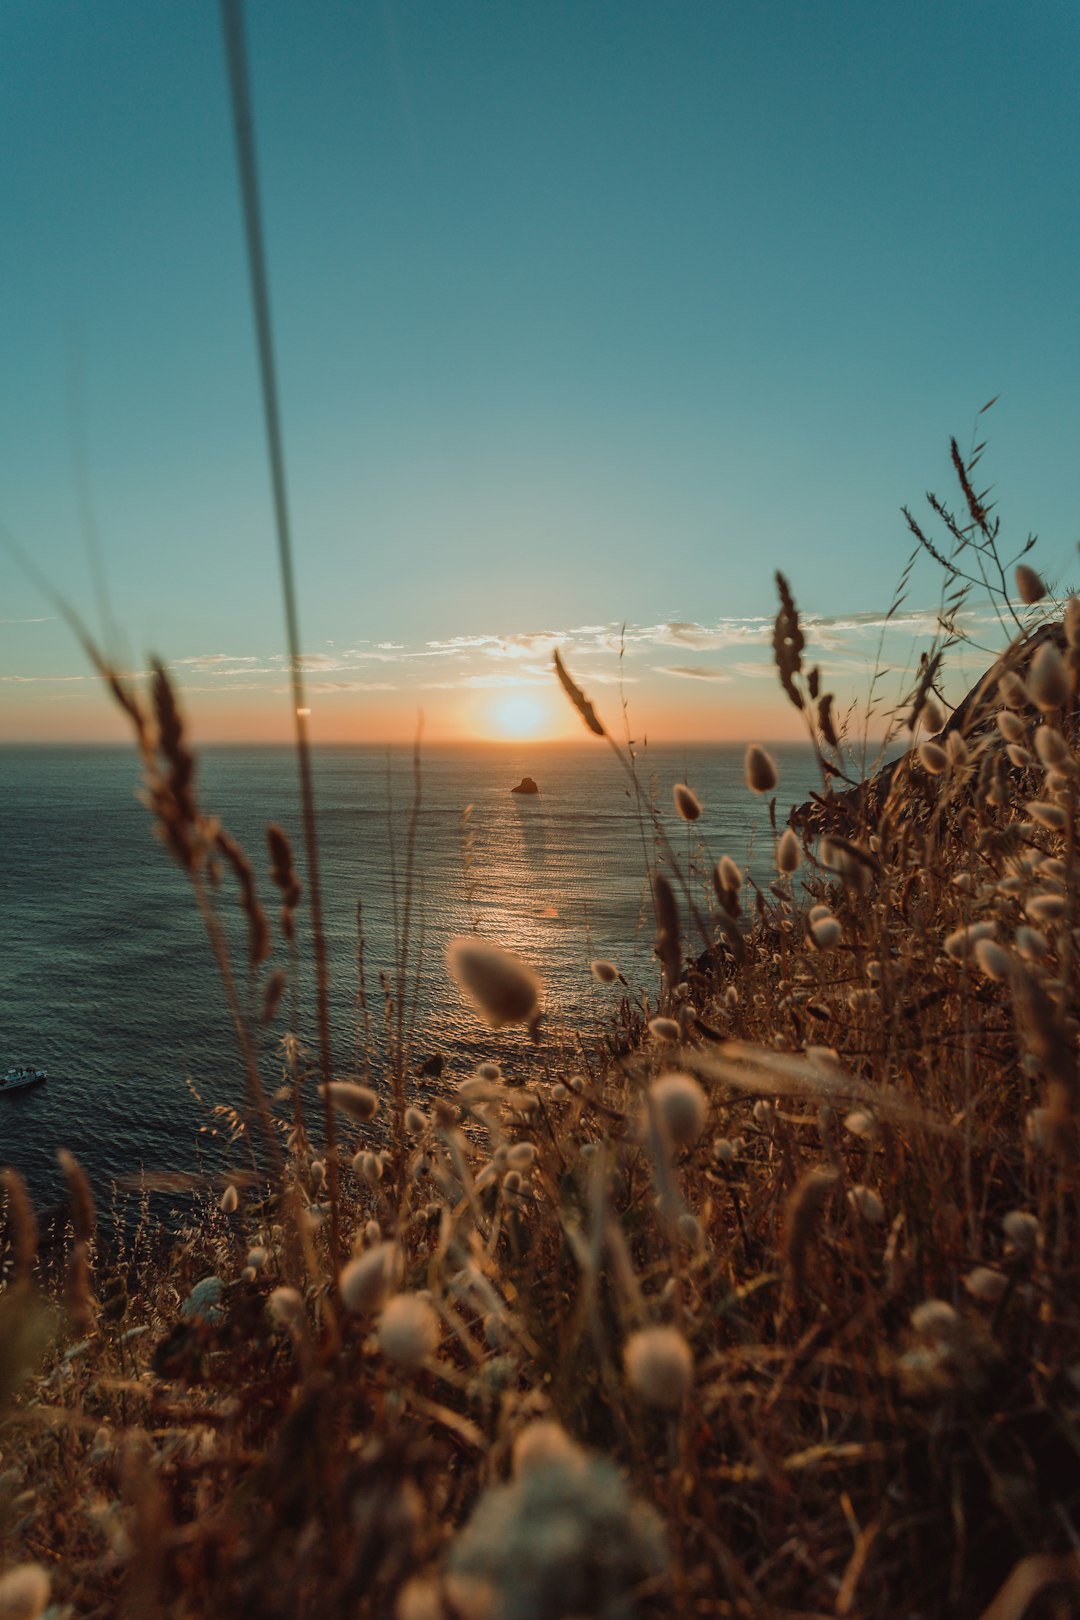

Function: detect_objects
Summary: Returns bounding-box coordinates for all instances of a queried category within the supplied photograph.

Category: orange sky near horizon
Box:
[0,674,818,748]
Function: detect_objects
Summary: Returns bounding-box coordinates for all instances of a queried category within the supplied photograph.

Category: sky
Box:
[1,0,1078,745]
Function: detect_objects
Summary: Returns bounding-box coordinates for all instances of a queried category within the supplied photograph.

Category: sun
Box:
[489,691,552,740]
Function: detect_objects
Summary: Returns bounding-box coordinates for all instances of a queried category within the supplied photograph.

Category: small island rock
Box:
[511,777,540,796]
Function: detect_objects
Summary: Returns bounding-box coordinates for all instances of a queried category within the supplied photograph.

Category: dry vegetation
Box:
[4,448,1080,1620]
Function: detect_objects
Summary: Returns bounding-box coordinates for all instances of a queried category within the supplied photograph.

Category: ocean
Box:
[0,741,826,1209]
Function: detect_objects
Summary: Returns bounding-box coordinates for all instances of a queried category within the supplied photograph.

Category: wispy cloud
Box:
[0,673,86,684]
[0,615,55,626]
[654,664,732,681]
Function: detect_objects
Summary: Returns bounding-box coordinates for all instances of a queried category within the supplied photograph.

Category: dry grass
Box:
[4,451,1080,1620]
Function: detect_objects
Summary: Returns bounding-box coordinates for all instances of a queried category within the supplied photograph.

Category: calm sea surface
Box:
[1,742,823,1207]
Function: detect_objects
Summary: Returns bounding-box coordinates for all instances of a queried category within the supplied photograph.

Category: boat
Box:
[2,1065,48,1094]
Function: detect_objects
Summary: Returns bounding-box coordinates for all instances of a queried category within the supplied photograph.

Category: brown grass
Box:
[3,443,1080,1619]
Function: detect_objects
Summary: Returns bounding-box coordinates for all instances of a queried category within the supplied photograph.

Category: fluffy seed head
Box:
[377,1293,440,1369]
[1028,641,1068,711]
[1026,893,1067,923]
[1015,563,1046,605]
[590,959,620,984]
[673,783,702,821]
[847,1184,885,1224]
[219,1184,239,1214]
[405,1106,428,1135]
[446,936,542,1028]
[649,1071,708,1147]
[718,855,743,890]
[512,1420,585,1477]
[974,938,1012,982]
[266,1286,305,1330]
[1002,1209,1040,1256]
[744,744,778,794]
[844,1109,878,1141]
[911,1299,961,1340]
[964,1267,1008,1303]
[1034,726,1072,768]
[921,695,946,733]
[944,921,996,962]
[339,1243,402,1315]
[396,1578,444,1620]
[624,1325,694,1409]
[997,709,1027,743]
[810,916,842,948]
[323,1080,380,1122]
[918,741,948,775]
[998,670,1031,709]
[1015,925,1049,960]
[647,1016,681,1043]
[1027,801,1067,831]
[0,1564,50,1620]
[777,827,801,874]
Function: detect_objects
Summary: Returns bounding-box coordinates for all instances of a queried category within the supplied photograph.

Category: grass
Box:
[3,444,1080,1620]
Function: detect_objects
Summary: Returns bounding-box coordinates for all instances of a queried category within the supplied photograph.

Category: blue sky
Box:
[1,0,1077,741]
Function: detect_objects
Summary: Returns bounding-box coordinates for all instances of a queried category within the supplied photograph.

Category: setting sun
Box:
[490,691,552,739]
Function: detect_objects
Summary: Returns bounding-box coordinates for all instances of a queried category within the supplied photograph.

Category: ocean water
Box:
[0,741,824,1207]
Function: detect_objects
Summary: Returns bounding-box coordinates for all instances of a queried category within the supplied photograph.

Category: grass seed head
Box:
[911,1299,961,1341]
[512,1420,585,1477]
[0,1563,50,1620]
[847,1185,885,1224]
[998,670,1031,709]
[1002,1210,1040,1257]
[446,936,542,1028]
[745,744,778,795]
[964,1267,1008,1303]
[1028,641,1069,711]
[811,915,842,948]
[997,709,1027,743]
[974,938,1013,981]
[649,1072,708,1147]
[590,959,620,984]
[323,1080,380,1121]
[266,1286,305,1330]
[339,1242,401,1315]
[1015,563,1047,605]
[624,1325,694,1409]
[777,827,801,874]
[377,1293,440,1369]
[673,782,702,821]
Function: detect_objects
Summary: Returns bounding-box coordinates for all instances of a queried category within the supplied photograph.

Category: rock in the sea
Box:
[511,776,540,795]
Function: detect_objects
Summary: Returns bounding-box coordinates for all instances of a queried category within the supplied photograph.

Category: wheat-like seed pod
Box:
[57,1149,96,1246]
[1,1170,37,1283]
[777,827,801,874]
[745,744,778,794]
[673,783,702,821]
[1028,642,1068,711]
[1015,563,1046,605]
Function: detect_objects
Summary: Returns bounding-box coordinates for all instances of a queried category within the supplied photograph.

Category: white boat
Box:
[2,1065,47,1093]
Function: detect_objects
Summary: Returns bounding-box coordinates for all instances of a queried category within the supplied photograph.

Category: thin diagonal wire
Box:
[219,0,341,1278]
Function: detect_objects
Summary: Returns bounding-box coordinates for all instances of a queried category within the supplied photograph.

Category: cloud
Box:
[654,665,732,681]
[300,681,397,694]
[0,615,54,626]
[175,653,262,667]
[0,673,86,684]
